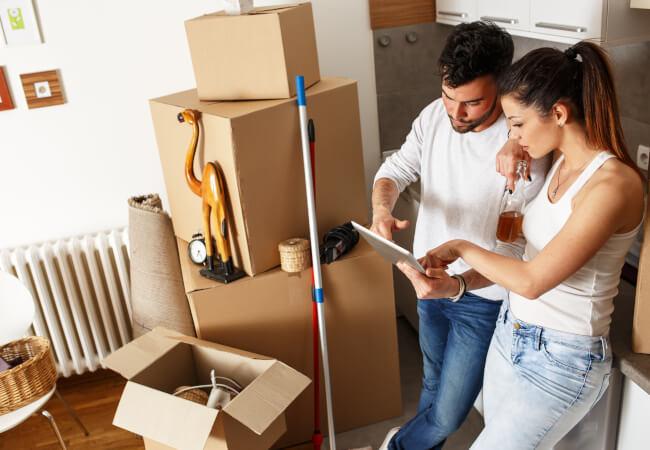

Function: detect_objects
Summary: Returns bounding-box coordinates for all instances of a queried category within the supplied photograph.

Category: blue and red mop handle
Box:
[297,77,325,449]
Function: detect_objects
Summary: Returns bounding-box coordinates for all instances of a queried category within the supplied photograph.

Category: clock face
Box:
[189,239,207,264]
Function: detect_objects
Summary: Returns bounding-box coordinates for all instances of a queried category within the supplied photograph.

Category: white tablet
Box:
[351,221,425,274]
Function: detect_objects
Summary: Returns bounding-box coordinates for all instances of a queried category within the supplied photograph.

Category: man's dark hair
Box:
[438,21,514,88]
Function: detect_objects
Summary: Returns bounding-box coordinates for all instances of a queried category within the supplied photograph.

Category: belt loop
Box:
[600,336,608,360]
[535,328,542,351]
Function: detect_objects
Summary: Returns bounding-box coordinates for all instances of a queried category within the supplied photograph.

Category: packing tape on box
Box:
[278,238,311,273]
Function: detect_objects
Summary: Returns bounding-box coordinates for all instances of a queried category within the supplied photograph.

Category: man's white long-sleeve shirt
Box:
[374,99,549,301]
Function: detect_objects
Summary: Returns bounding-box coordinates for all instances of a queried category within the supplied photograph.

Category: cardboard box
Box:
[185,3,320,100]
[104,327,310,450]
[177,238,402,448]
[150,77,368,277]
[633,191,650,353]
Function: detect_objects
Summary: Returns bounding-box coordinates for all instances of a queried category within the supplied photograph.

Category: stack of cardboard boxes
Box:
[139,3,401,448]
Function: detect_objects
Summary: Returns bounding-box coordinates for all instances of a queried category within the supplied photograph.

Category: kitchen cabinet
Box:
[369,0,435,29]
[530,0,602,41]
[436,0,650,45]
[477,0,530,32]
[436,0,477,24]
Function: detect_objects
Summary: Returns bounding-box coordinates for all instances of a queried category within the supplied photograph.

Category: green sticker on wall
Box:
[8,8,25,30]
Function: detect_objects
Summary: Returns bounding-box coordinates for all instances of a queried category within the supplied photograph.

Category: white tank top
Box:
[509,151,642,336]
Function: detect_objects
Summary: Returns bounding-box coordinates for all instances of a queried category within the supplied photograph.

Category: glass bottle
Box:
[496,160,527,243]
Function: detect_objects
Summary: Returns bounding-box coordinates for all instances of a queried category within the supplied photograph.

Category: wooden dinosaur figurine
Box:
[177,109,244,283]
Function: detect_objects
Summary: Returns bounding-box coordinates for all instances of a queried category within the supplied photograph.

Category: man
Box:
[373,22,549,450]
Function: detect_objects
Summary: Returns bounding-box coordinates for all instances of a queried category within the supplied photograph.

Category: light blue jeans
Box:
[472,305,612,450]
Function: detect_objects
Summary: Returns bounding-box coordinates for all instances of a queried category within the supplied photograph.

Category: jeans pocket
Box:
[541,340,592,376]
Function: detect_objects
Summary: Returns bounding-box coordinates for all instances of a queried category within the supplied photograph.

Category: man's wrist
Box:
[372,205,392,217]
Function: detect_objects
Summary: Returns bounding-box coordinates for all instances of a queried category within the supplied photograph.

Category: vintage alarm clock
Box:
[188,232,208,265]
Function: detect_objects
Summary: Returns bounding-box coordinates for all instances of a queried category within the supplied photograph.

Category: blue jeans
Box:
[471,305,612,449]
[389,292,502,450]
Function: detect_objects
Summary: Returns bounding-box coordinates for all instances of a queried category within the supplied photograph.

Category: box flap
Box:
[177,234,374,296]
[149,77,356,120]
[222,361,311,435]
[189,4,301,20]
[250,4,302,14]
[103,329,179,379]
[169,331,276,361]
[113,381,219,450]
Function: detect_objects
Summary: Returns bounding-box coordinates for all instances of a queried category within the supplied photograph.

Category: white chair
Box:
[0,272,88,449]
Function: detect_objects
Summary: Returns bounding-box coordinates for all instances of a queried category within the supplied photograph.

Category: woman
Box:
[398,41,645,449]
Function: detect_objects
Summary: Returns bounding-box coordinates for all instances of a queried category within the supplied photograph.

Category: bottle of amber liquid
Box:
[496,160,527,243]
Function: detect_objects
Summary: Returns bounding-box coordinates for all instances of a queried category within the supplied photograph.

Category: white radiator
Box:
[0,228,132,377]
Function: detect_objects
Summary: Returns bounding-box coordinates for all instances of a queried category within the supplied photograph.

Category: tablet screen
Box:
[351,221,425,274]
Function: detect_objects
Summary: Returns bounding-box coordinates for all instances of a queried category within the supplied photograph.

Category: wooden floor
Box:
[0,319,482,449]
[0,370,143,450]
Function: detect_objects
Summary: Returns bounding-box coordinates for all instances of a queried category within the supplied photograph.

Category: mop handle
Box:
[296,76,324,295]
[296,75,336,450]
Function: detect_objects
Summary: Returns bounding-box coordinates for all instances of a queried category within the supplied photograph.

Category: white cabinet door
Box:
[436,0,478,24]
[478,0,530,31]
[531,0,603,41]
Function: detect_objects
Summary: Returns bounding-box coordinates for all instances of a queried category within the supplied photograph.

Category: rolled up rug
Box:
[128,194,196,337]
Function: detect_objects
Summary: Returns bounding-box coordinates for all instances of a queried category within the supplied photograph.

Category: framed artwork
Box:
[0,0,42,45]
[20,70,65,109]
[0,66,14,111]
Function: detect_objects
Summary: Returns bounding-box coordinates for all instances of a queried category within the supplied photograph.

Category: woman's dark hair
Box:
[499,41,640,176]
[438,21,514,88]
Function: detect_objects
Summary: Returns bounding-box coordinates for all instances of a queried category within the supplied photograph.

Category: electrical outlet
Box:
[637,145,650,170]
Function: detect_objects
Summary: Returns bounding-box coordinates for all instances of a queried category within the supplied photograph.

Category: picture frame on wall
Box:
[0,66,15,111]
[21,70,65,109]
[0,0,42,45]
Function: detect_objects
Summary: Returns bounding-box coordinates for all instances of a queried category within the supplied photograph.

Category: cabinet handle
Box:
[438,11,468,18]
[480,16,519,25]
[535,22,587,33]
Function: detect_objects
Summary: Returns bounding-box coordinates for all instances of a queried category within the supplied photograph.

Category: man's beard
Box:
[448,96,498,134]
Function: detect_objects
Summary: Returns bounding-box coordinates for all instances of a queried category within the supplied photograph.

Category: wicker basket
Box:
[278,238,311,273]
[174,386,209,405]
[0,336,57,415]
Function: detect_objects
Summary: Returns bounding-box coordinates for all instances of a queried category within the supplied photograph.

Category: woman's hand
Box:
[420,240,465,268]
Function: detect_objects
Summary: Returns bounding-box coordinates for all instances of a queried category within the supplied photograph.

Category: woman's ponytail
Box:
[571,42,637,174]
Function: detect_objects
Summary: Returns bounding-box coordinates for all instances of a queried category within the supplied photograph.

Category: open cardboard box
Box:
[150,77,368,277]
[104,327,310,450]
[185,3,320,100]
[176,238,403,447]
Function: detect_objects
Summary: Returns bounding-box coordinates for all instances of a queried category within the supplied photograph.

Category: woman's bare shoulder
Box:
[585,158,645,230]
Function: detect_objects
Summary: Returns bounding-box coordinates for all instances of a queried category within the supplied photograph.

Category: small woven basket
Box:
[278,238,311,273]
[0,336,57,415]
[174,386,209,405]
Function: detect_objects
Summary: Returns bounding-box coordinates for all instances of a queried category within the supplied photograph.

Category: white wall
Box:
[0,0,380,249]
[617,377,650,449]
